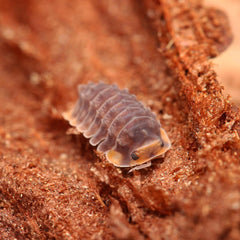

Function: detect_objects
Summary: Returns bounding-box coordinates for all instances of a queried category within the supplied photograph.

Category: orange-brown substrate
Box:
[0,0,239,239]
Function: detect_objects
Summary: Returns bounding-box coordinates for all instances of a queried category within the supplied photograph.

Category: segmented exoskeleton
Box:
[63,82,171,170]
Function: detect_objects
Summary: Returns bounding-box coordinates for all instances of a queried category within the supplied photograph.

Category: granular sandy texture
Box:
[0,0,239,239]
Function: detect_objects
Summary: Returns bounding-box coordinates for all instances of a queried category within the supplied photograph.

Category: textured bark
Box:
[0,0,239,239]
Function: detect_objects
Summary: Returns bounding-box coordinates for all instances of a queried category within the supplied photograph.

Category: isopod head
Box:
[106,128,171,168]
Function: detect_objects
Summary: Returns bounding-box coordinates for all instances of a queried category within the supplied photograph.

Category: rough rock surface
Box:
[0,0,239,239]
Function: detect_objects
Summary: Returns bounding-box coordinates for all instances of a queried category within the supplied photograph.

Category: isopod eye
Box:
[131,152,139,160]
[161,141,164,147]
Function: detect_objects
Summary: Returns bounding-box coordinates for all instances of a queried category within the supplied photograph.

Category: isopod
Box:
[63,82,171,171]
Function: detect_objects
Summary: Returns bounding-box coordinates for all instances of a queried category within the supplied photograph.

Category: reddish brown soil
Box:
[0,0,239,239]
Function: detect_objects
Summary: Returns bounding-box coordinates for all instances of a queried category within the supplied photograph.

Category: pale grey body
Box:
[64,82,171,168]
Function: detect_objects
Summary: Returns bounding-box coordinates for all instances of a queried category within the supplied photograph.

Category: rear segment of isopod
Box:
[63,82,171,170]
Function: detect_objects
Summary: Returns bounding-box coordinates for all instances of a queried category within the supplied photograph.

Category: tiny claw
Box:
[128,161,152,173]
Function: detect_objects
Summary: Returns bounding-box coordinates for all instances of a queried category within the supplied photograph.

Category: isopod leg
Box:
[128,161,152,173]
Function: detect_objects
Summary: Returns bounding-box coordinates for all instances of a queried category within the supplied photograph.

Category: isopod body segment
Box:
[63,82,171,170]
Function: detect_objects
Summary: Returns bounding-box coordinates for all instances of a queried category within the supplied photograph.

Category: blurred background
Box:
[207,0,240,106]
